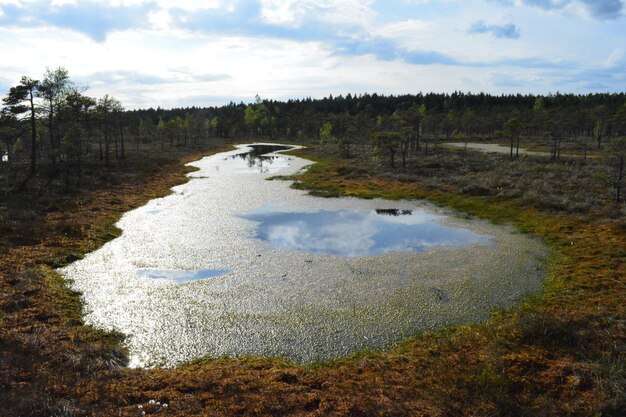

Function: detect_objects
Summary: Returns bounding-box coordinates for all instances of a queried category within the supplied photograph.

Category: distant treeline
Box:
[132,91,626,142]
[1,67,625,191]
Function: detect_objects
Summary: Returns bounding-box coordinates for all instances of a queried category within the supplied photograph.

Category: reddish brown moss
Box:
[1,144,624,416]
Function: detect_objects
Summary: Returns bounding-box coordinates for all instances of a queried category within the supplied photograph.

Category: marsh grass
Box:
[1,140,624,416]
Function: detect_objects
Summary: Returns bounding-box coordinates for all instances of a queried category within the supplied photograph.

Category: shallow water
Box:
[137,269,230,282]
[241,207,487,256]
[443,142,548,156]
[60,143,548,367]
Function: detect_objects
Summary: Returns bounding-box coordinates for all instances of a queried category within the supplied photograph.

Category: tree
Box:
[376,131,402,169]
[549,126,562,161]
[61,89,96,177]
[3,76,40,176]
[531,97,546,138]
[166,117,180,146]
[110,99,125,159]
[442,110,458,139]
[135,116,154,151]
[375,131,402,169]
[156,118,166,150]
[593,105,608,149]
[403,104,426,150]
[209,116,221,138]
[388,110,411,170]
[97,95,112,166]
[319,121,333,145]
[461,108,475,137]
[187,113,207,146]
[244,105,258,137]
[96,95,122,166]
[573,109,594,162]
[61,123,83,187]
[504,116,523,160]
[608,137,626,203]
[0,110,20,163]
[244,95,272,138]
[339,115,355,158]
[38,67,70,170]
[609,103,626,137]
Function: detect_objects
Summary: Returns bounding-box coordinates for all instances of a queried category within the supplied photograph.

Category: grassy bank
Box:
[1,142,624,416]
[0,143,231,416]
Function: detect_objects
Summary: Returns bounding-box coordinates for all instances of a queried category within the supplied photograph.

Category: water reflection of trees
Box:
[375,209,413,216]
[231,145,292,172]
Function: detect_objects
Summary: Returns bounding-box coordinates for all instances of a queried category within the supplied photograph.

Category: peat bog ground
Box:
[1,140,624,416]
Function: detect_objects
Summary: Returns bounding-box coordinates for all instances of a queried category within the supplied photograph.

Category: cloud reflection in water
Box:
[137,269,230,282]
[243,208,489,257]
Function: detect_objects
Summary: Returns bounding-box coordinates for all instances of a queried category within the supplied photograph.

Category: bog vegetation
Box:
[2,67,626,202]
[1,67,624,416]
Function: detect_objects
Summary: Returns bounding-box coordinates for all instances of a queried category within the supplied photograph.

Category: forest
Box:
[2,67,626,197]
[1,68,625,416]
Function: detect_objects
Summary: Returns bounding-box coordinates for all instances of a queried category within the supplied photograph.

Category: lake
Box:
[59,144,548,367]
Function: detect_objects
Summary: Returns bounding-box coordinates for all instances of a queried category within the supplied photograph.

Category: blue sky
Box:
[0,0,624,109]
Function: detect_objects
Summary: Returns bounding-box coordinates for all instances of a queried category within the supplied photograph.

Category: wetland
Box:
[59,144,548,367]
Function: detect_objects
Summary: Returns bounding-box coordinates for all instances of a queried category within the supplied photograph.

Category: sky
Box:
[0,0,624,109]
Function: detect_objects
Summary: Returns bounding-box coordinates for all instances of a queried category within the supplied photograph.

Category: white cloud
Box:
[495,0,625,20]
[50,0,77,5]
[259,0,375,27]
[604,48,624,68]
[0,0,623,108]
[148,9,171,30]
[373,19,433,43]
[260,0,301,26]
[155,0,222,10]
[50,0,223,8]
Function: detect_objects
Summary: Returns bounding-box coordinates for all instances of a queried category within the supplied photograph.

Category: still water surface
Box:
[60,144,547,367]
[242,207,486,257]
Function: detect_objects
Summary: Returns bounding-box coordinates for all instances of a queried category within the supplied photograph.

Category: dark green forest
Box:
[2,68,625,199]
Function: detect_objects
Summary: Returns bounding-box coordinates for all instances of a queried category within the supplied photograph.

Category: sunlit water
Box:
[443,142,548,156]
[60,143,548,367]
[242,208,486,256]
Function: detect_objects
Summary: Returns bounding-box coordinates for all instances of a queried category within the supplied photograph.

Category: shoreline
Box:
[1,142,623,416]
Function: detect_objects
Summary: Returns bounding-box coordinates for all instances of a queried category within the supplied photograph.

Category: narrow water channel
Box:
[60,144,547,367]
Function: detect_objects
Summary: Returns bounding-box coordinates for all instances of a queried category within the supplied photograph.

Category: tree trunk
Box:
[120,121,125,160]
[48,102,57,172]
[417,125,421,150]
[104,105,110,167]
[616,156,624,203]
[113,114,119,160]
[28,89,37,176]
[77,153,82,188]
